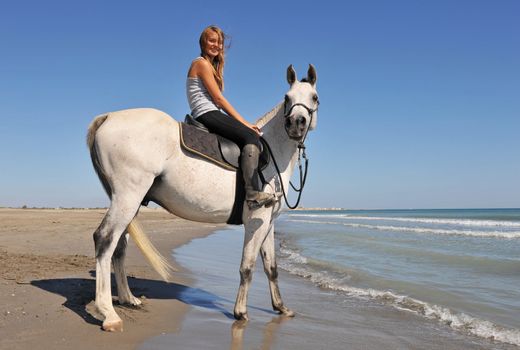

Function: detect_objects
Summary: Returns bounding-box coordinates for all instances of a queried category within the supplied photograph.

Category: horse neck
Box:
[260,103,300,191]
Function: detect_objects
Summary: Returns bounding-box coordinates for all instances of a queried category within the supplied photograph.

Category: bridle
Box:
[283,99,319,146]
[262,96,319,209]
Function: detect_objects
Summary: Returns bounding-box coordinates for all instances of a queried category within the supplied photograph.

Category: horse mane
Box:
[255,102,284,128]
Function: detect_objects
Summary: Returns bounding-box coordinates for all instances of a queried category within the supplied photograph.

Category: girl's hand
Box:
[251,125,262,135]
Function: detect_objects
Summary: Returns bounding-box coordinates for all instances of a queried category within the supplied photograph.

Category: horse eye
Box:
[284,95,290,103]
[312,94,318,102]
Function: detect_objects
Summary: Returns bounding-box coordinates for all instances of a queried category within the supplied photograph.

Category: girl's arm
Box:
[195,59,259,132]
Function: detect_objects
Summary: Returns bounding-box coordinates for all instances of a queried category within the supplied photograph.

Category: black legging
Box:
[197,110,261,149]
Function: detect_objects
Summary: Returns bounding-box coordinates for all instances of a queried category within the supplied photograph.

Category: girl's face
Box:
[202,30,222,60]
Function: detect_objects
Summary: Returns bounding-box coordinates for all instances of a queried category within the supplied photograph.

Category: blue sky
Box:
[0,0,518,209]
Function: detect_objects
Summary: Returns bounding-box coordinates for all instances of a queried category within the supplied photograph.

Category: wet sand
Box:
[141,227,516,350]
[0,208,223,350]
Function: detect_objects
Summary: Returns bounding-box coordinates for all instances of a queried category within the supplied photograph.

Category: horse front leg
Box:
[260,225,295,317]
[234,210,272,320]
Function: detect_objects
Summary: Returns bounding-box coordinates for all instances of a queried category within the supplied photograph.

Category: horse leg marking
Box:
[240,267,252,284]
[93,217,114,259]
[235,262,256,320]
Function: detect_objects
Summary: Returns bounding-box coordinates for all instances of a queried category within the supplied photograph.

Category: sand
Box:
[0,208,223,350]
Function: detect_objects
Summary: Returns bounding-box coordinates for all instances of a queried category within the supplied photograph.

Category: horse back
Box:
[89,108,179,181]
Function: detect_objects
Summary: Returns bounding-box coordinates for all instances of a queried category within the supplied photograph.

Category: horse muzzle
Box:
[284,115,307,141]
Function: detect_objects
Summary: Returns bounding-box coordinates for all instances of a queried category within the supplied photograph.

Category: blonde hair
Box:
[199,25,226,91]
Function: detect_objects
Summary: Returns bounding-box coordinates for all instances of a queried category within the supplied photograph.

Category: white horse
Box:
[87,64,318,332]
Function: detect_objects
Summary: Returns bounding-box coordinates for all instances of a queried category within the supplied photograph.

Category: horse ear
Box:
[287,64,296,86]
[307,64,317,86]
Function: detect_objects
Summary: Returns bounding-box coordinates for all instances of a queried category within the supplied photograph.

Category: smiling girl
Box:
[186,25,273,207]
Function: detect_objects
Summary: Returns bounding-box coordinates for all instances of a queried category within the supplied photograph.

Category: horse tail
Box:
[87,113,108,150]
[127,220,174,281]
[87,113,173,282]
[87,114,111,197]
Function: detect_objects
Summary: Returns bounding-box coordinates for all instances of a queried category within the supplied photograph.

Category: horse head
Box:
[284,64,319,141]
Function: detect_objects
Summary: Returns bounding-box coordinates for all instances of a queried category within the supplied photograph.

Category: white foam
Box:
[278,248,520,346]
[287,214,520,228]
[279,246,308,264]
[285,219,520,239]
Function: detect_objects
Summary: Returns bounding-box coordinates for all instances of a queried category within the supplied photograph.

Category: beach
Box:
[0,208,222,350]
[141,224,518,350]
[1,208,518,349]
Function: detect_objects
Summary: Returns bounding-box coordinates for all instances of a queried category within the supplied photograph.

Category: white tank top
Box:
[186,58,220,118]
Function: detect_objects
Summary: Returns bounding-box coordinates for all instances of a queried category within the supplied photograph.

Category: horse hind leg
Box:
[94,192,147,332]
[260,225,294,317]
[112,233,142,306]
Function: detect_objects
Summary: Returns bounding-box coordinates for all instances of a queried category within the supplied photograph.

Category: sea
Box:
[141,208,520,349]
[277,208,520,347]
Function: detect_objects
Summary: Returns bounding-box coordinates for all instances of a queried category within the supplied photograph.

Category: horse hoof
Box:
[119,296,142,307]
[282,309,295,317]
[103,319,123,332]
[276,306,295,317]
[233,311,249,321]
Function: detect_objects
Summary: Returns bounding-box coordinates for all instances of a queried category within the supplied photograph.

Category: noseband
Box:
[283,101,319,120]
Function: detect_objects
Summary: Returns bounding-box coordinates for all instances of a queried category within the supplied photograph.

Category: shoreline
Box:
[0,208,225,350]
[141,226,517,350]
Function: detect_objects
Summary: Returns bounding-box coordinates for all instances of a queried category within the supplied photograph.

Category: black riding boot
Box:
[241,144,274,207]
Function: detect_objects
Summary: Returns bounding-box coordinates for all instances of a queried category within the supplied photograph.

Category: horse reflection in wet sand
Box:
[87,64,318,331]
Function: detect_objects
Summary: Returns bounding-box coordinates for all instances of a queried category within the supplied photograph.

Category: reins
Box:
[261,99,318,209]
[261,139,309,209]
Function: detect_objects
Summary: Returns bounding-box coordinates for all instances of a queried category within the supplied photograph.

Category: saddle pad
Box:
[180,123,237,171]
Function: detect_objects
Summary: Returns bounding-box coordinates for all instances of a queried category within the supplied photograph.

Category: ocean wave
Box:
[286,214,520,228]
[278,245,520,346]
[279,245,308,264]
[284,219,520,239]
